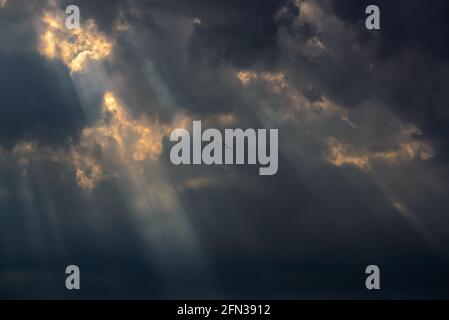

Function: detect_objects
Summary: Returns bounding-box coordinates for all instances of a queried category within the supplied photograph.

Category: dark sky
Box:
[0,0,449,299]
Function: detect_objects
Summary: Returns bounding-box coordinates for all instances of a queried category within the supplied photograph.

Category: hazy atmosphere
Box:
[1,0,449,298]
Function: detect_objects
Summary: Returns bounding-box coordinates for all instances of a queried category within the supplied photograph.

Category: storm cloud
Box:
[0,0,448,298]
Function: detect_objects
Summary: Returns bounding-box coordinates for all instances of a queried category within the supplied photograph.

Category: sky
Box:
[0,0,449,299]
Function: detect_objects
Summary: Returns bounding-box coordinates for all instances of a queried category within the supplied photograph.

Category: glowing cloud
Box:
[83,91,172,162]
[1,91,190,190]
[39,12,113,73]
[236,71,259,86]
[236,70,350,123]
[237,71,287,92]
[327,130,433,171]
[70,91,190,189]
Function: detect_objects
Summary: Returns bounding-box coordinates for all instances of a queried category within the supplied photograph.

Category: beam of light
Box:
[392,200,444,253]
[235,66,445,261]
[3,0,444,297]
[4,4,220,295]
[70,91,190,189]
[236,70,353,125]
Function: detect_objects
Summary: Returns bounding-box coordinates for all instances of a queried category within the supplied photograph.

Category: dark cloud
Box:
[101,0,297,120]
[1,0,449,299]
[265,0,449,165]
[0,54,86,146]
[0,1,89,146]
[326,0,449,59]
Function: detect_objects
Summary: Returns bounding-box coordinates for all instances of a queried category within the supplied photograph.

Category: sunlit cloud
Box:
[237,64,443,260]
[90,91,169,162]
[71,91,190,189]
[39,11,114,73]
[327,127,434,171]
[236,71,259,86]
[1,91,191,190]
[2,0,449,298]
[236,69,434,174]
[236,70,351,124]
[237,71,287,92]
